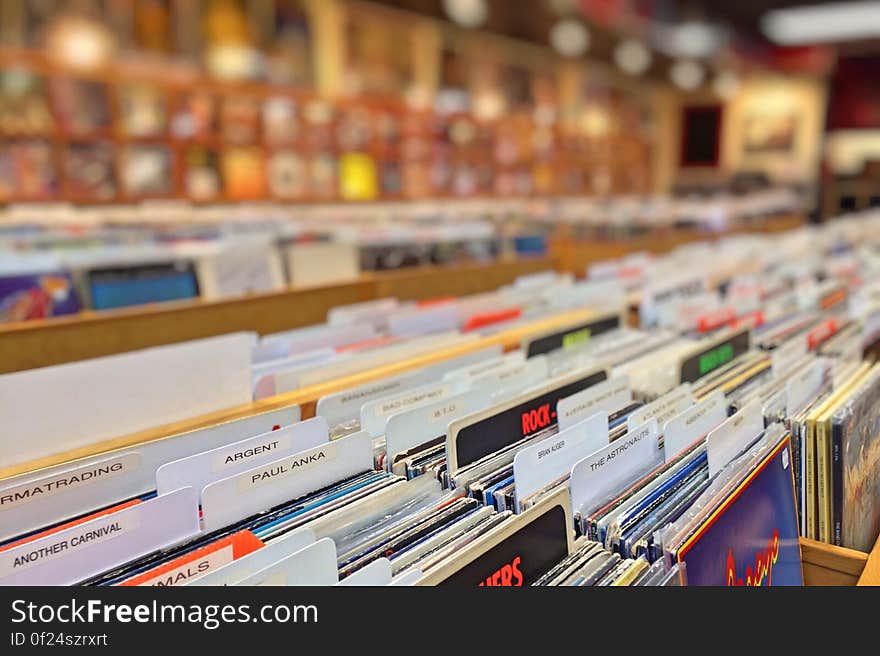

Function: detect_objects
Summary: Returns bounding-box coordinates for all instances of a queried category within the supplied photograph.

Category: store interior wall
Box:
[668,73,828,190]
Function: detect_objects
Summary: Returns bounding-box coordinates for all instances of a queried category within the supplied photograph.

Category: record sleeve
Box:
[673,435,802,586]
[831,364,880,551]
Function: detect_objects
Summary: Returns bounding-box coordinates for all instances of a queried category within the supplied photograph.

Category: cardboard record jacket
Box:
[673,434,802,586]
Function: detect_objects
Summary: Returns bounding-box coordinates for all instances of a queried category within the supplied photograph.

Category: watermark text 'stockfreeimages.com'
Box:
[8,598,318,645]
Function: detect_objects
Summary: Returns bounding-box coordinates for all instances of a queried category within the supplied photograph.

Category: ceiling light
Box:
[674,20,724,58]
[670,59,705,90]
[614,39,652,75]
[443,0,488,28]
[550,19,590,57]
[762,1,880,44]
[653,20,726,59]
[713,71,741,100]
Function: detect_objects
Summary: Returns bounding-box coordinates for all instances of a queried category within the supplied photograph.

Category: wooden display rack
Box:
[0,255,555,374]
[550,213,806,274]
[0,213,806,375]
[0,298,878,585]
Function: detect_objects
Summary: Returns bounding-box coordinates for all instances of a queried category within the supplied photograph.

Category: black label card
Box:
[454,369,607,471]
[437,503,569,586]
[679,329,751,384]
[526,314,621,358]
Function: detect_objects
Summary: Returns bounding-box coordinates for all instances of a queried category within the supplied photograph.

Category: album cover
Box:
[0,272,81,322]
[832,365,880,551]
[675,436,802,586]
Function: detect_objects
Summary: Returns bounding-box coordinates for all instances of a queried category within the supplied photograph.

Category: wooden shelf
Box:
[858,535,880,586]
[0,256,555,375]
[800,537,869,585]
[0,214,806,375]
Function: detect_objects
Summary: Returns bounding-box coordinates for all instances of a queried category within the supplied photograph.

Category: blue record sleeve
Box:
[674,435,802,586]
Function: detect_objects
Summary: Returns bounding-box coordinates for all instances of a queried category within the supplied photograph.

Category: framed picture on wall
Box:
[743,113,797,153]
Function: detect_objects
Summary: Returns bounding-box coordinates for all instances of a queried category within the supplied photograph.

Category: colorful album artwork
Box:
[0,272,81,322]
[835,367,880,552]
[675,436,803,586]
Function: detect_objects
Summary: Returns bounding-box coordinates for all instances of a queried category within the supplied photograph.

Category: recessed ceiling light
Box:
[614,39,652,75]
[713,71,741,100]
[670,59,705,90]
[443,0,489,28]
[550,19,590,57]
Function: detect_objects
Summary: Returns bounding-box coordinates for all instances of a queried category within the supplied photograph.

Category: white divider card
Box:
[463,356,548,399]
[336,558,392,586]
[315,345,501,428]
[545,278,624,311]
[666,292,722,331]
[328,298,400,329]
[291,331,480,391]
[200,430,372,531]
[0,333,254,469]
[443,351,524,384]
[252,347,337,380]
[383,390,491,470]
[256,324,377,360]
[523,312,622,357]
[771,337,808,378]
[514,271,559,289]
[705,401,764,478]
[188,528,315,586]
[640,275,705,327]
[0,404,299,543]
[764,290,799,323]
[0,487,200,586]
[389,568,423,586]
[155,416,329,497]
[678,328,751,384]
[252,348,340,399]
[557,376,630,433]
[235,537,338,586]
[388,304,461,337]
[662,390,727,462]
[359,381,453,439]
[626,383,693,434]
[446,366,608,477]
[513,411,609,511]
[569,419,661,516]
[785,359,824,415]
[252,338,292,364]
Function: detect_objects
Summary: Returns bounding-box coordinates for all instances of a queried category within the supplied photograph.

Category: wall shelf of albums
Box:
[0,212,805,374]
[0,45,652,204]
[3,211,880,587]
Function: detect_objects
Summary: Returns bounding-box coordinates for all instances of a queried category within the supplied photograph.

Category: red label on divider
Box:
[462,307,521,332]
[416,296,457,307]
[819,288,847,310]
[730,311,765,330]
[0,499,142,552]
[617,266,644,279]
[697,307,736,333]
[119,530,264,586]
[336,335,398,353]
[807,318,839,350]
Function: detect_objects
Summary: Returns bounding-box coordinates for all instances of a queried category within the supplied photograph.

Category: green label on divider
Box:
[562,328,591,349]
[698,343,735,376]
